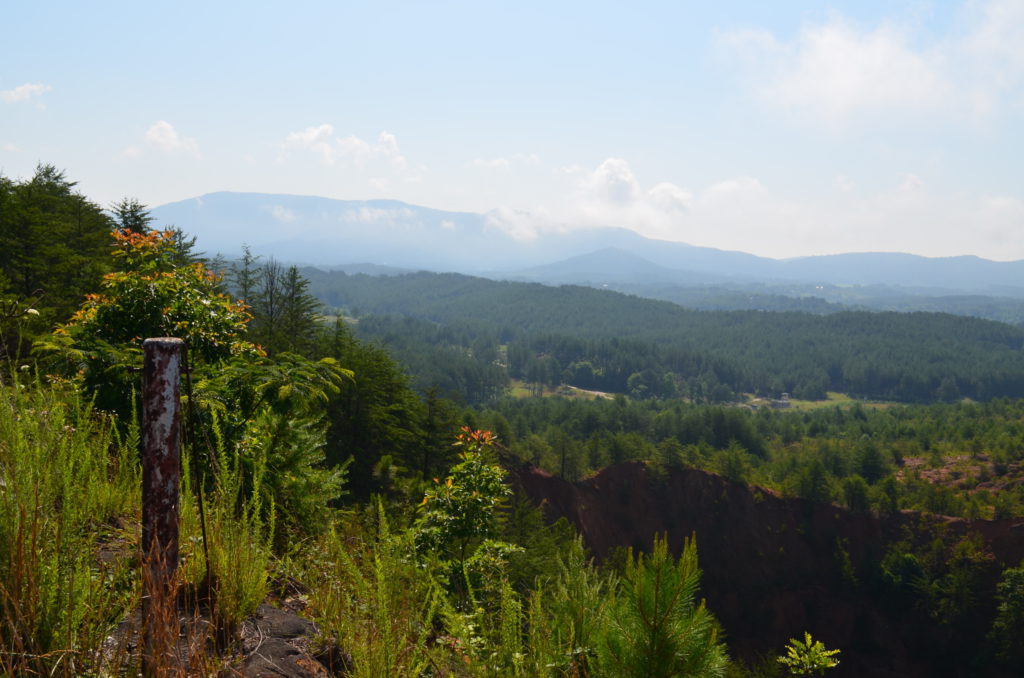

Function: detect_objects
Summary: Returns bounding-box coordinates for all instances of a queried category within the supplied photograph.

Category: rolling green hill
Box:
[304,269,1024,405]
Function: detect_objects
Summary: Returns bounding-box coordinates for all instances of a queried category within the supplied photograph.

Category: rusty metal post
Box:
[141,337,183,675]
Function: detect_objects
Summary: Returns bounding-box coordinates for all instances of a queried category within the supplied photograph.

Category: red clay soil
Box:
[508,460,1024,678]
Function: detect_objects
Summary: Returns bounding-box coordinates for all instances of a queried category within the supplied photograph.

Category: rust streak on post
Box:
[141,337,183,675]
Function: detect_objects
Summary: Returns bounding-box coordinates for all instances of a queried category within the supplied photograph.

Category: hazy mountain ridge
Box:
[153,191,1024,304]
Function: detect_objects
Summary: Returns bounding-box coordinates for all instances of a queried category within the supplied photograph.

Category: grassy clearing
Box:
[509,379,613,400]
[787,392,860,410]
[746,391,895,411]
[791,393,896,411]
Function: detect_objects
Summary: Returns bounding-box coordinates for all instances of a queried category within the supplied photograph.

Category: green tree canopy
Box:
[57,229,253,363]
[0,165,113,358]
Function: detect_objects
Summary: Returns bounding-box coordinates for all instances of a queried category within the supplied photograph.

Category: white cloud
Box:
[265,205,297,223]
[898,173,926,193]
[485,206,549,241]
[689,178,811,252]
[719,18,947,126]
[282,123,337,164]
[964,0,1024,71]
[123,120,199,158]
[515,156,1024,260]
[579,158,641,205]
[700,176,769,205]
[960,0,1024,113]
[280,126,423,187]
[834,180,1024,260]
[647,182,693,215]
[340,207,417,225]
[145,120,199,153]
[472,153,541,170]
[283,125,409,168]
[374,131,405,168]
[718,1,1024,126]
[1,142,18,152]
[974,195,1024,249]
[676,173,1024,261]
[337,132,400,166]
[554,158,692,239]
[1,83,51,104]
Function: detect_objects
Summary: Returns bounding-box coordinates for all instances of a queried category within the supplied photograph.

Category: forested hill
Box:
[305,269,1024,404]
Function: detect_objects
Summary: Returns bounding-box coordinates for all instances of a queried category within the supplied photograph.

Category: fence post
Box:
[141,337,183,675]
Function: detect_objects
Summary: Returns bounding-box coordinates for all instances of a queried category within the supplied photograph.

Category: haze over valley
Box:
[153,191,1024,324]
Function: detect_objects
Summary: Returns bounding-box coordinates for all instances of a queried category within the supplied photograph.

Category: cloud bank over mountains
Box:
[480,156,1024,261]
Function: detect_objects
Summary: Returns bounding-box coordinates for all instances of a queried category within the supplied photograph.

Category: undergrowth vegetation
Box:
[179,411,276,630]
[294,431,729,678]
[0,378,138,675]
[0,385,734,676]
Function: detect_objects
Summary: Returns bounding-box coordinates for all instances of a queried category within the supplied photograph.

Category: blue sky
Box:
[3,1,1023,260]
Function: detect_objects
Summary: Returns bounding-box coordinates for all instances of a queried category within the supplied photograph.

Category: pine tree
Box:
[245,260,320,356]
[319,319,426,495]
[420,387,460,479]
[0,165,112,317]
[110,197,153,235]
[989,566,1024,667]
[543,537,614,677]
[248,258,283,354]
[777,632,840,676]
[596,534,728,678]
[231,245,261,307]
[278,265,321,355]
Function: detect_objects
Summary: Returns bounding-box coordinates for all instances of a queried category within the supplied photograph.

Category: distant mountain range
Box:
[152,191,1024,308]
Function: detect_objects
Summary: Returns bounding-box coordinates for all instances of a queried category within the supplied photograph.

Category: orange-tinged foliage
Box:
[58,230,259,362]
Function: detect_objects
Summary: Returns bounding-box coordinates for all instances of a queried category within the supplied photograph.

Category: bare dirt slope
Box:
[509,461,1024,677]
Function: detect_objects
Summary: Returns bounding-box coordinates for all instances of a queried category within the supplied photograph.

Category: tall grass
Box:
[179,410,274,632]
[0,378,139,675]
[308,503,442,677]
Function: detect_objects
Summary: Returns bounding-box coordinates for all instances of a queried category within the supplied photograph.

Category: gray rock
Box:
[252,604,316,639]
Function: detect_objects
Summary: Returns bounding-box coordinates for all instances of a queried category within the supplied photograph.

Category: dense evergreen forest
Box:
[587,281,1024,325]
[2,165,1024,676]
[305,269,1024,404]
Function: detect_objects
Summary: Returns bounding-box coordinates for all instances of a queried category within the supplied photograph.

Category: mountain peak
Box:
[152,191,1024,294]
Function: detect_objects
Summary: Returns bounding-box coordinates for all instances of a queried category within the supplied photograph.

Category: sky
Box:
[2,0,1023,261]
